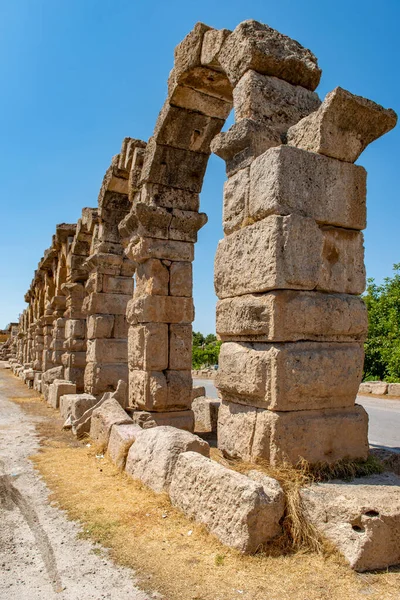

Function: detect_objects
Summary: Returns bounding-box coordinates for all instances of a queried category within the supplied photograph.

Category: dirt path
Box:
[0,364,151,600]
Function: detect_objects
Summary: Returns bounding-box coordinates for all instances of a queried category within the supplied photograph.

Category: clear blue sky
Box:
[0,0,399,333]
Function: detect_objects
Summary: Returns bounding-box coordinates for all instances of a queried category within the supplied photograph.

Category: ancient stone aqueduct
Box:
[3,20,400,567]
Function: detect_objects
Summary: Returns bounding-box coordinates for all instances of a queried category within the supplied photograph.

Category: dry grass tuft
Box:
[210,450,385,556]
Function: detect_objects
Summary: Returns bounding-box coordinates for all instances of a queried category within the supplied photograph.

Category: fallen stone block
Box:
[192,397,220,433]
[125,426,209,493]
[192,386,206,400]
[300,473,400,571]
[90,398,133,448]
[217,341,364,411]
[358,381,388,395]
[169,452,284,553]
[42,366,64,385]
[48,379,76,409]
[214,214,365,299]
[387,383,400,397]
[287,87,397,163]
[33,372,42,392]
[107,423,142,470]
[216,291,368,343]
[217,400,369,465]
[23,368,35,382]
[60,393,97,421]
[127,409,195,432]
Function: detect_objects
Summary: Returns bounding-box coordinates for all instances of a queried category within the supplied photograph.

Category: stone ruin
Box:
[7,20,400,570]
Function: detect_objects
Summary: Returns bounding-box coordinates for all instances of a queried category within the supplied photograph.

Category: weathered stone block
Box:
[388,383,400,397]
[149,410,195,432]
[214,215,365,298]
[192,397,220,433]
[173,22,211,80]
[287,87,397,162]
[42,366,64,384]
[90,398,133,448]
[128,323,168,371]
[218,20,321,89]
[301,473,400,571]
[48,379,76,409]
[217,341,363,411]
[358,381,388,395]
[234,71,320,130]
[169,209,208,243]
[84,362,128,397]
[170,452,283,553]
[169,262,192,297]
[129,369,167,411]
[129,409,195,432]
[192,386,206,400]
[169,82,232,120]
[201,28,231,69]
[128,369,192,412]
[216,291,368,343]
[59,393,97,421]
[135,258,169,297]
[217,400,369,465]
[126,295,194,325]
[125,426,210,493]
[103,275,134,295]
[140,138,209,193]
[86,339,127,364]
[153,101,225,154]
[64,318,86,340]
[87,315,114,339]
[223,167,250,234]
[83,292,131,316]
[127,237,194,264]
[107,423,142,470]
[249,146,367,230]
[140,183,199,212]
[169,324,192,370]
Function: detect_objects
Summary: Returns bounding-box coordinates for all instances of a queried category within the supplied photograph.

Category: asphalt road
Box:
[193,379,400,452]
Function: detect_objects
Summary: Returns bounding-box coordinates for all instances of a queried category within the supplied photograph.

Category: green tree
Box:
[192,331,222,369]
[363,263,400,382]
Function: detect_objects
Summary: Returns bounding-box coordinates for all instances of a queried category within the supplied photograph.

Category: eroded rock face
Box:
[169,452,284,553]
[125,426,210,493]
[300,473,400,571]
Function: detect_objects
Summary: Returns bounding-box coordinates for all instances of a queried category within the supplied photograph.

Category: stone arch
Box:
[120,20,323,430]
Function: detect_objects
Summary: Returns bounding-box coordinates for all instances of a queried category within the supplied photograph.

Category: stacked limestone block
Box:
[120,23,241,431]
[62,208,98,391]
[215,64,397,463]
[83,140,139,398]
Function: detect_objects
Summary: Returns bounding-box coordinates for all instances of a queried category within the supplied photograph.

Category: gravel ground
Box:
[0,363,152,600]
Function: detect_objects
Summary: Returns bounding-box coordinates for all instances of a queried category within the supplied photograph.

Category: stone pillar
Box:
[62,208,97,391]
[215,69,397,463]
[83,141,137,398]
